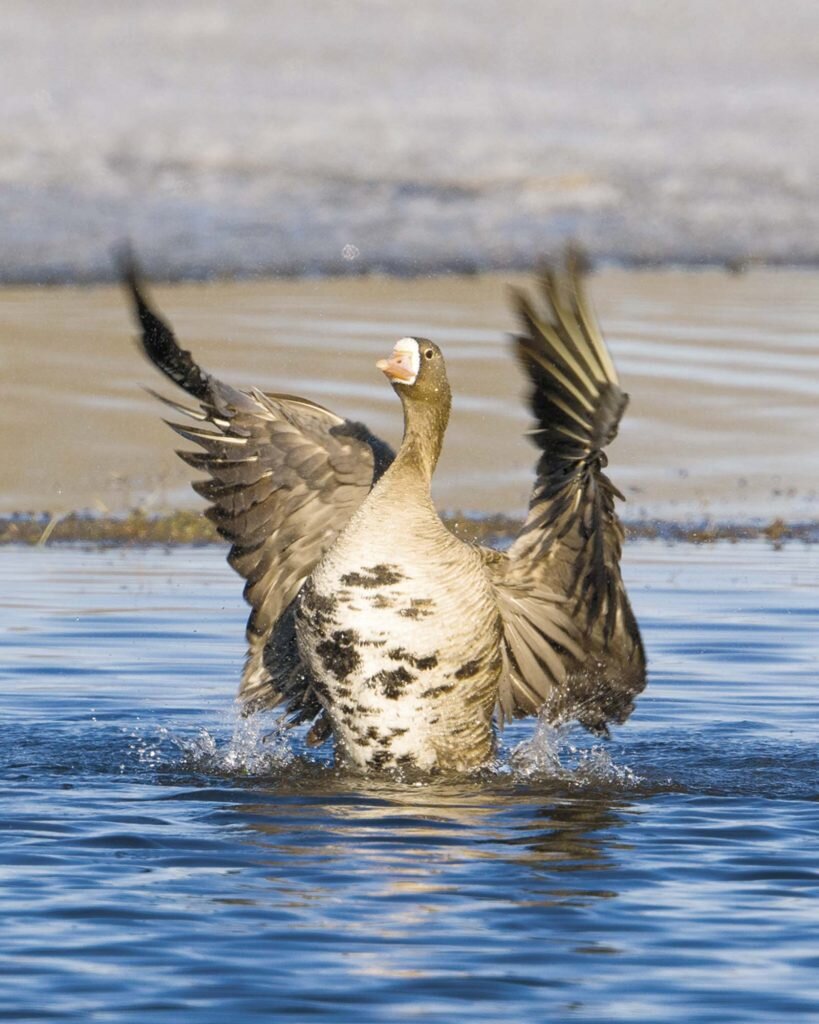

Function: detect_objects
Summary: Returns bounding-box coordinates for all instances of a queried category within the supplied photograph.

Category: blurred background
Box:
[1,0,818,524]
[1,0,818,282]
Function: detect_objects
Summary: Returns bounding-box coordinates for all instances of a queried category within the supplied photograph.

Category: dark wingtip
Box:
[118,243,212,403]
[506,284,530,324]
[565,241,592,278]
[113,239,140,303]
[114,241,155,332]
[534,241,593,293]
[112,238,135,277]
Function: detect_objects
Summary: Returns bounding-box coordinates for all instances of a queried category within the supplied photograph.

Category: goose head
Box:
[377,336,451,474]
[377,336,450,402]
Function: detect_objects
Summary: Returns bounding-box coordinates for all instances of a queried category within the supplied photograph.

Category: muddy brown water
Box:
[3,269,818,524]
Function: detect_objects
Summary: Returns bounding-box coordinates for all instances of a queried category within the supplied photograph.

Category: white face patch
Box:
[390,337,420,386]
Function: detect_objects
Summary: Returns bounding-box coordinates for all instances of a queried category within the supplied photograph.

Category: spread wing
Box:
[121,259,394,718]
[480,546,585,725]
[493,250,645,733]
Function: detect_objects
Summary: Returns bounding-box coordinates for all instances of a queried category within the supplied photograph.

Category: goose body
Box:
[299,443,503,771]
[123,253,646,772]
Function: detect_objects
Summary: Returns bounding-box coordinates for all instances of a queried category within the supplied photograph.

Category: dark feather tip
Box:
[118,246,212,403]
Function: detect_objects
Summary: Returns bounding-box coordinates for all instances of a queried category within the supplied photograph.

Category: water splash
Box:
[122,706,642,787]
[506,717,642,788]
[123,717,168,773]
[175,704,296,777]
[119,706,298,779]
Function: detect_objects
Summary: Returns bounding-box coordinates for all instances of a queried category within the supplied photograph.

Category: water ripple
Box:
[1,543,818,1022]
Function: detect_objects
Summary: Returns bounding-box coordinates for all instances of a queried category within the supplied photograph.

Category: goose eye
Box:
[424,349,434,360]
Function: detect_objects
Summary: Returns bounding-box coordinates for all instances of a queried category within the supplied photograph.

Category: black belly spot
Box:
[395,753,417,770]
[369,750,392,770]
[370,665,416,699]
[398,598,435,619]
[299,582,338,629]
[309,675,333,703]
[340,564,404,589]
[386,647,439,670]
[455,658,482,680]
[315,629,361,680]
[421,683,455,699]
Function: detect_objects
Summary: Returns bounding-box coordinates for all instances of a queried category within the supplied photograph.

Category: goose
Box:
[122,252,645,772]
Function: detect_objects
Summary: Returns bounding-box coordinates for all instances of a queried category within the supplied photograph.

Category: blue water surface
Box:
[1,541,817,1023]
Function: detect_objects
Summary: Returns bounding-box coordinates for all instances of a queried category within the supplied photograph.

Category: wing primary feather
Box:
[142,386,208,421]
[539,267,610,387]
[166,421,249,448]
[500,248,646,732]
[566,246,619,383]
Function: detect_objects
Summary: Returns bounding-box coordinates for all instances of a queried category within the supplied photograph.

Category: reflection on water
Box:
[1,543,818,1022]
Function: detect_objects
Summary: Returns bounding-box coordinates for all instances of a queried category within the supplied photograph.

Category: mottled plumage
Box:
[123,250,645,772]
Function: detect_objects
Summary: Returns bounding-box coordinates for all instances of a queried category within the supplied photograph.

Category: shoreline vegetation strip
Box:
[0,511,815,548]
